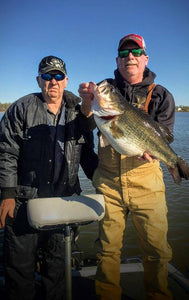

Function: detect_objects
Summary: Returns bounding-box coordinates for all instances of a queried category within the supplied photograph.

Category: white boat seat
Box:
[27,194,105,230]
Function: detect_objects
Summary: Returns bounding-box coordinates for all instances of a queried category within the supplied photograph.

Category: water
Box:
[0,112,189,276]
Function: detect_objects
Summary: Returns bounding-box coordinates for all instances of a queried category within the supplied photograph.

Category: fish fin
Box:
[177,157,189,179]
[158,124,174,144]
[137,109,174,144]
[110,117,124,139]
[99,133,110,147]
[167,157,189,185]
[167,166,182,185]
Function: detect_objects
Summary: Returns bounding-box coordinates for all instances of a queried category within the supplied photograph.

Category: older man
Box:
[0,55,98,300]
[79,34,175,300]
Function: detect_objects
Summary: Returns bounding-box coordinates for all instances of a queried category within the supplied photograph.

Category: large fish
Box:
[90,80,189,184]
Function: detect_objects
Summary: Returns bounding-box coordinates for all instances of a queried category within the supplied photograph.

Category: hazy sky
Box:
[1,0,189,106]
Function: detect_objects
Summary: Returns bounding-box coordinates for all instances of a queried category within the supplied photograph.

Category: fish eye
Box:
[104,89,110,96]
[101,87,107,93]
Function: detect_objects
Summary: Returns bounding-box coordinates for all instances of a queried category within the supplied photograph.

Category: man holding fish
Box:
[78,34,180,300]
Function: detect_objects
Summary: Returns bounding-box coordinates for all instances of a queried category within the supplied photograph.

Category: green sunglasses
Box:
[119,49,146,58]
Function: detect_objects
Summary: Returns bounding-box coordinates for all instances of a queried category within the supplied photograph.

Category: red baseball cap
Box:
[118,34,146,51]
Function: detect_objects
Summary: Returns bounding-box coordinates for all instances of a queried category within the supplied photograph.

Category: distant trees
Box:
[0,103,11,112]
[175,106,189,112]
[1,103,189,112]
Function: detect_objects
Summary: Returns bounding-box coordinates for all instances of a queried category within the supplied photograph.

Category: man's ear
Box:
[36,76,41,88]
[145,55,149,66]
[64,76,69,87]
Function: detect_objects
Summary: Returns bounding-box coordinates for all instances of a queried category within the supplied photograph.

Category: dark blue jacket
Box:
[0,91,98,200]
[108,68,175,133]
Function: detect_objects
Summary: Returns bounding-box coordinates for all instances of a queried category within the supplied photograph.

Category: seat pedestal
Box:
[27,194,105,300]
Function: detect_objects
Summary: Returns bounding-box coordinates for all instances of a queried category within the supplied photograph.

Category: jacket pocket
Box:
[15,185,38,199]
[22,125,49,162]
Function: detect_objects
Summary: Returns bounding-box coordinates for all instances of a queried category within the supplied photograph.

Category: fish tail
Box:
[167,157,189,185]
[177,156,189,180]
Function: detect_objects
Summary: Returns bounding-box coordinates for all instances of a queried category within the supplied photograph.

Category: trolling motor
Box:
[27,194,105,300]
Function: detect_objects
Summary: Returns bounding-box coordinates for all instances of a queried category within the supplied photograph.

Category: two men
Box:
[0,33,176,300]
[79,34,175,300]
[0,55,98,300]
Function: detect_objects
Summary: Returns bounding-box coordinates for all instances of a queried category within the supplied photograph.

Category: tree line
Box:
[1,102,189,113]
[175,106,189,112]
[0,103,11,112]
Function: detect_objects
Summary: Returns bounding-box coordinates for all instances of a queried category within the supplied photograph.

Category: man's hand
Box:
[78,82,94,117]
[136,152,154,162]
[0,198,15,228]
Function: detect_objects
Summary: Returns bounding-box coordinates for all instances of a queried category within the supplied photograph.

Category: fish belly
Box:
[95,115,177,166]
[97,120,144,156]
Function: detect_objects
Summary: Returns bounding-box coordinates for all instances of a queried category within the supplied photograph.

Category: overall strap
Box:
[144,83,156,112]
[111,79,156,113]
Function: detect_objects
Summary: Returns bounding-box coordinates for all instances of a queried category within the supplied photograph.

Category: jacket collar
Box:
[64,90,81,108]
[38,90,81,109]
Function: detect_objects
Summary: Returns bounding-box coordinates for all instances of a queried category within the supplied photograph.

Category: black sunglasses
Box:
[41,73,65,81]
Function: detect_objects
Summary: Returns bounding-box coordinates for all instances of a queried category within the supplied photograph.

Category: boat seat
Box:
[27,194,105,229]
[27,194,105,300]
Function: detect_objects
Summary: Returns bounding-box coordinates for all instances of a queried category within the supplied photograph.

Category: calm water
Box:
[0,112,189,276]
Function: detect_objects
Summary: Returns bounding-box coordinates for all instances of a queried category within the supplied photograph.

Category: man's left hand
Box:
[136,152,154,162]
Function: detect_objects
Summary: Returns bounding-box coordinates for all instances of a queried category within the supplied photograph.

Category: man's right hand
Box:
[78,82,94,118]
[0,198,15,228]
[78,82,94,101]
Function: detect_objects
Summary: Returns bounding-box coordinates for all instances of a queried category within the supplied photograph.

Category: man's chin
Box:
[120,69,136,79]
[48,91,59,98]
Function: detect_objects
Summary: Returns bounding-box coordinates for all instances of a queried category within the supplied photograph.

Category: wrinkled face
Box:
[116,41,149,84]
[37,70,68,103]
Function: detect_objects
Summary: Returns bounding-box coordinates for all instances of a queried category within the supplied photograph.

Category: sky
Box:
[0,0,189,106]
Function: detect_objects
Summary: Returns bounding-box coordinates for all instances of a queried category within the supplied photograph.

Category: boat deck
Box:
[1,262,189,300]
[71,261,189,300]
